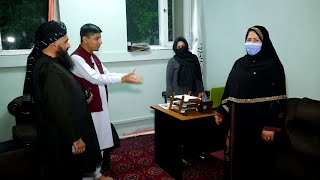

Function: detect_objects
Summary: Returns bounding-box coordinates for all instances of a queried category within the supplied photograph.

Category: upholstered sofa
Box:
[7,96,37,145]
[0,96,37,178]
[274,97,320,180]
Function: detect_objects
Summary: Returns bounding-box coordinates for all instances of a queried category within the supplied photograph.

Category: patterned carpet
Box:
[103,134,224,180]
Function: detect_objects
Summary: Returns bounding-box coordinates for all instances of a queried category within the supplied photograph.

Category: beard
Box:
[56,46,74,70]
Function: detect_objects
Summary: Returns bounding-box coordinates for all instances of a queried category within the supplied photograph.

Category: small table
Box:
[150,105,223,179]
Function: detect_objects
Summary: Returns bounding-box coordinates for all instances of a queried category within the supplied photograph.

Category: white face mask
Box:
[245,42,262,56]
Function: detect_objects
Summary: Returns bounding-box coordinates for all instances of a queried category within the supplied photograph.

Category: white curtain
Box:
[48,0,60,21]
[54,0,60,20]
[190,0,204,71]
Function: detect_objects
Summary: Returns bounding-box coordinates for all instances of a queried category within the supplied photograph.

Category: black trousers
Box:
[38,146,83,180]
[100,149,111,172]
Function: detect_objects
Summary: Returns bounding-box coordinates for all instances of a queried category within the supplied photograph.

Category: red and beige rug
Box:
[103,134,223,180]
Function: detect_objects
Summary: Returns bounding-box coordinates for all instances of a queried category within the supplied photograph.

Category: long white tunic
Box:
[71,54,124,150]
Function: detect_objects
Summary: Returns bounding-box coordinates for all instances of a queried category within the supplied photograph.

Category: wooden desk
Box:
[151,105,215,121]
[150,105,224,179]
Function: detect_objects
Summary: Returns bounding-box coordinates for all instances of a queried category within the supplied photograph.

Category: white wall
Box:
[1,0,320,142]
[60,0,128,54]
[0,0,173,142]
[203,0,320,100]
[58,0,174,136]
[0,67,25,142]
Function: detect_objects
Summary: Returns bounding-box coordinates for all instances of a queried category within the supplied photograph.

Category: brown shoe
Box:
[95,175,113,180]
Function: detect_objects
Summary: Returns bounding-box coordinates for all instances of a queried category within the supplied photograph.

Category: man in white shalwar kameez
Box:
[70,23,143,180]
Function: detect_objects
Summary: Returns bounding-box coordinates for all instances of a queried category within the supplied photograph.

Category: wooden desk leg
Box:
[154,110,183,180]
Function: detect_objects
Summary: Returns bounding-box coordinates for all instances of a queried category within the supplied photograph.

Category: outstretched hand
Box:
[121,69,143,83]
[214,115,223,125]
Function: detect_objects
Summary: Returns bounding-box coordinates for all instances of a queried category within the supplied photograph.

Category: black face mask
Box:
[176,46,188,55]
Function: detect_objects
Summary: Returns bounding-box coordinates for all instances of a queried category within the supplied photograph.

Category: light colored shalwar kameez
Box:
[71,54,124,150]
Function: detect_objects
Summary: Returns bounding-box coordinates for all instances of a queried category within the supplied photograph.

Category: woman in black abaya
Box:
[214,26,288,180]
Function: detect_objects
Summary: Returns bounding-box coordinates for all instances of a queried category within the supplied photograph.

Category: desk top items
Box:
[167,94,213,115]
[198,99,213,113]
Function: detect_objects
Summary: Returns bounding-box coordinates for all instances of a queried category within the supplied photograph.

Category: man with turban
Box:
[22,20,101,179]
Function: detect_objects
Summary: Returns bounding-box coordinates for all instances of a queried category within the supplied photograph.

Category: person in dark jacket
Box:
[23,20,101,180]
[166,36,206,98]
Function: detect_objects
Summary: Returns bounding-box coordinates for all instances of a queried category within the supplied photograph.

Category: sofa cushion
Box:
[0,146,37,179]
[12,124,37,145]
[284,98,300,125]
[285,97,320,158]
[296,97,320,129]
[274,149,319,180]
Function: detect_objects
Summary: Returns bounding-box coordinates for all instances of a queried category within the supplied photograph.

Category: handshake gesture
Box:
[121,69,143,83]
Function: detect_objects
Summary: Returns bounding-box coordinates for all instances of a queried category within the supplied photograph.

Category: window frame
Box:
[0,29,33,56]
[0,0,177,55]
[0,0,50,56]
[158,0,172,47]
[126,0,174,50]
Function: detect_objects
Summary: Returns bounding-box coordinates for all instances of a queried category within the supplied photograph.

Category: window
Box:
[0,0,48,52]
[126,0,181,47]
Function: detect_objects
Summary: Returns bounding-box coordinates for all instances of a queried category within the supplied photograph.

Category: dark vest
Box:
[72,45,108,112]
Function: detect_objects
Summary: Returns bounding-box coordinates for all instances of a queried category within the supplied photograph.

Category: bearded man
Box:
[22,20,101,180]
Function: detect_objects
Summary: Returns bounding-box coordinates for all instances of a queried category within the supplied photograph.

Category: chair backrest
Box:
[162,91,167,103]
[209,86,225,108]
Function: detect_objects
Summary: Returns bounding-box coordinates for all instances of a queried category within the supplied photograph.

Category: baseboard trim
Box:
[112,115,153,125]
[112,116,155,140]
[120,130,155,139]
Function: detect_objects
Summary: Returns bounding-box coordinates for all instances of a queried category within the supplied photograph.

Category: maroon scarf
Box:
[72,45,108,112]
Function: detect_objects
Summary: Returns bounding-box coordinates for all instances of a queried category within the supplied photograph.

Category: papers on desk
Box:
[173,94,200,109]
[158,103,197,113]
[159,94,201,113]
[173,101,197,108]
[173,94,201,102]
[158,103,177,110]
[180,107,197,113]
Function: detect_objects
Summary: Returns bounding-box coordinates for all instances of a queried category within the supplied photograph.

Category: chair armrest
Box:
[7,96,23,116]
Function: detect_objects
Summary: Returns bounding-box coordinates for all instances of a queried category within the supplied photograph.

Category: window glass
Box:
[126,0,159,45]
[0,0,48,50]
